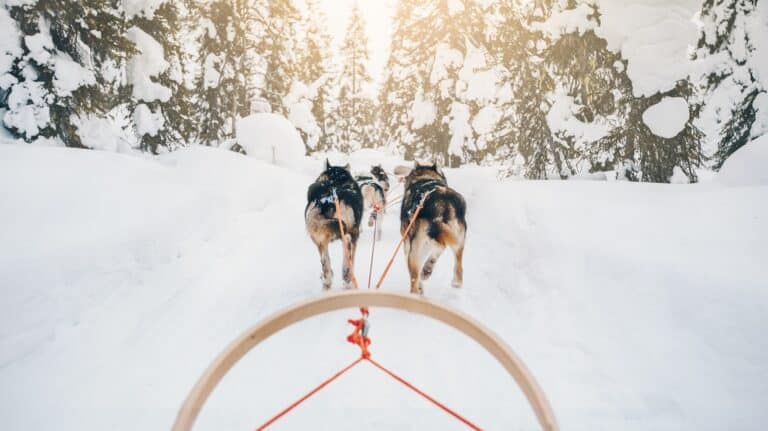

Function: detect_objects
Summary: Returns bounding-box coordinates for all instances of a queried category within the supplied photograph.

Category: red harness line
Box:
[254,355,483,431]
[254,357,364,431]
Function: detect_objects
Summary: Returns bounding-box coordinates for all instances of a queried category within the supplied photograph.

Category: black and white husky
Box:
[305,160,363,290]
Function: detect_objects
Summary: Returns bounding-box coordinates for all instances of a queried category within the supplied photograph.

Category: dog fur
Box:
[305,159,363,289]
[355,166,389,241]
[400,161,466,294]
[370,165,390,193]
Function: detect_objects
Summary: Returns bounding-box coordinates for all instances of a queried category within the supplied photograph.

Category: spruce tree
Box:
[334,2,376,152]
[2,0,134,147]
[380,0,484,166]
[694,0,765,168]
[195,0,259,147]
[296,0,334,151]
[256,0,301,115]
[129,1,195,153]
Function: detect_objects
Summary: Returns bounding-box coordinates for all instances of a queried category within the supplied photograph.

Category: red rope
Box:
[365,357,483,431]
[254,357,364,431]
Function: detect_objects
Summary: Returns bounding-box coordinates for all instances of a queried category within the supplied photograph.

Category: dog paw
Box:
[410,281,423,295]
[451,279,462,289]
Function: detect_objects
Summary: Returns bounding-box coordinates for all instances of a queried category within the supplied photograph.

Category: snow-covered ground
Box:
[0,143,766,430]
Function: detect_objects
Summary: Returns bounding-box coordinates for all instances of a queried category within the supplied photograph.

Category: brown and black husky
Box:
[305,160,363,290]
[401,161,466,294]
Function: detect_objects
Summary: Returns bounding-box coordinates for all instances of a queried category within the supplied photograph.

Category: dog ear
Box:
[325,158,331,170]
[413,160,420,168]
[344,163,351,171]
[433,161,444,176]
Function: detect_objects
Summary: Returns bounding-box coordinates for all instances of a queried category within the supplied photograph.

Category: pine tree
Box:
[195,0,259,147]
[129,1,193,153]
[1,0,134,147]
[334,2,376,152]
[486,0,562,178]
[694,0,766,168]
[295,0,334,151]
[379,0,423,158]
[256,0,301,115]
[380,0,484,166]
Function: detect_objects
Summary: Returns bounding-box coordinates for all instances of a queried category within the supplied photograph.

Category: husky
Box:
[370,164,390,194]
[306,159,363,290]
[400,161,466,294]
[355,166,388,241]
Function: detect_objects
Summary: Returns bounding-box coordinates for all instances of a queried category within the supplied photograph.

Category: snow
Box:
[74,113,135,153]
[51,54,96,96]
[717,134,768,186]
[134,103,165,137]
[533,3,597,39]
[284,80,322,150]
[123,0,168,19]
[235,113,306,167]
[2,80,51,139]
[536,0,702,97]
[594,0,701,97]
[0,8,22,86]
[126,26,171,103]
[0,145,766,431]
[448,101,471,156]
[642,97,690,138]
[203,53,222,89]
[447,0,465,16]
[546,90,612,143]
[410,91,437,130]
[472,105,501,135]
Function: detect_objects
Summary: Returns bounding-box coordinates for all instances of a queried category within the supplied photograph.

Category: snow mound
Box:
[718,134,768,186]
[236,113,306,167]
[642,97,689,138]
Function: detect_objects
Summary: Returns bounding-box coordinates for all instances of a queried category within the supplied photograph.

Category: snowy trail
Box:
[0,145,766,431]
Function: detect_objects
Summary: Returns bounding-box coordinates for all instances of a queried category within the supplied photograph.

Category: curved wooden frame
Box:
[171,290,559,431]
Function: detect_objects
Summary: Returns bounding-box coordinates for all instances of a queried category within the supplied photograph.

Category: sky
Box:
[318,0,396,87]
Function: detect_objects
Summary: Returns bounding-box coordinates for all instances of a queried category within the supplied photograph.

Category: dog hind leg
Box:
[421,242,445,281]
[407,226,430,295]
[341,234,358,289]
[317,243,332,290]
[450,243,464,288]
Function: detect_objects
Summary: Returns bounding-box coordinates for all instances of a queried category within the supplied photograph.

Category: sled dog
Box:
[305,160,363,289]
[400,161,466,294]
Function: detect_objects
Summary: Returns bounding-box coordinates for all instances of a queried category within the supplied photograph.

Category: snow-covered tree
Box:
[294,0,334,151]
[333,2,376,152]
[195,0,260,147]
[1,0,133,147]
[693,0,767,168]
[380,0,485,166]
[128,1,195,153]
[255,0,301,115]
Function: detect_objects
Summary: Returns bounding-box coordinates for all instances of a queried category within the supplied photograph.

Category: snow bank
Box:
[642,96,690,138]
[74,113,134,152]
[717,134,768,186]
[236,113,306,167]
